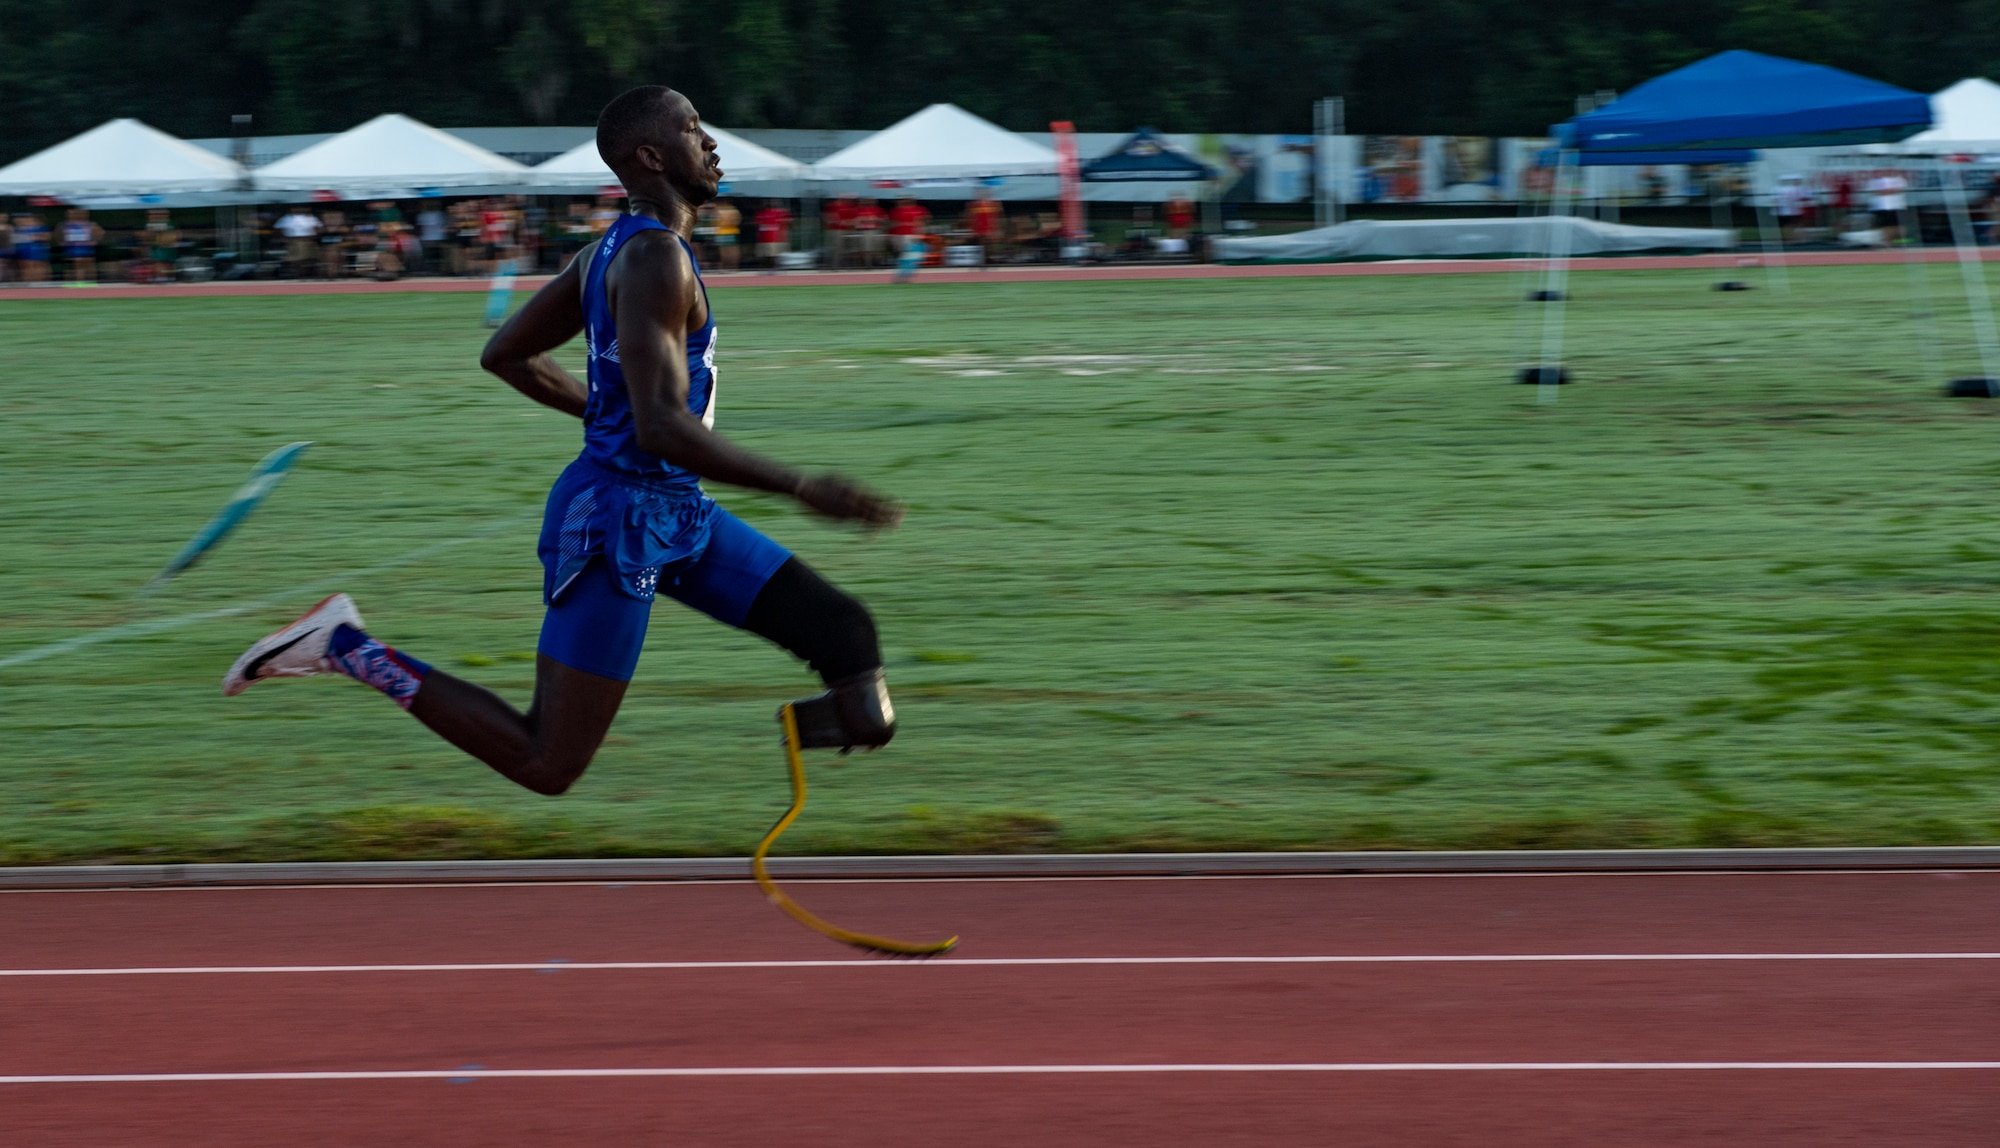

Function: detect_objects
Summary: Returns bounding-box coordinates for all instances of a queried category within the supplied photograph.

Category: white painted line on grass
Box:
[5,952,1999,977]
[0,515,533,669]
[5,1061,1999,1084]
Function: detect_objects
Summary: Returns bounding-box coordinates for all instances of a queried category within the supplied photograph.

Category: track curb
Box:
[3,848,1999,889]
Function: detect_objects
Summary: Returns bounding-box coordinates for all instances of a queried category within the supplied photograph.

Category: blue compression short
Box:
[536,505,792,682]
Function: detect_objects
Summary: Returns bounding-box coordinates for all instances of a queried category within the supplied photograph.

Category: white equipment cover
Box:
[531,125,806,187]
[1889,78,2000,153]
[0,119,244,195]
[811,104,1058,181]
[1214,216,1736,262]
[254,114,528,192]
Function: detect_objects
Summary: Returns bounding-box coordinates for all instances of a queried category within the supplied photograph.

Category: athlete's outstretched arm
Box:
[615,233,901,527]
[479,253,590,418]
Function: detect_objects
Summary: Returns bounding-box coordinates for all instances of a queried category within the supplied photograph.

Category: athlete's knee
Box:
[786,667,896,753]
[812,588,879,675]
[744,559,883,684]
[509,739,600,796]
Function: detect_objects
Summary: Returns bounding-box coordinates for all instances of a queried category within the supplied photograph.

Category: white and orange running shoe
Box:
[221,593,364,696]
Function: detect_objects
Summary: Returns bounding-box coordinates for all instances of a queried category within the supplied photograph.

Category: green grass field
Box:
[7,263,2000,864]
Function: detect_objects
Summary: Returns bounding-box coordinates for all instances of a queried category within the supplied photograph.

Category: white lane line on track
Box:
[12,869,1998,895]
[0,514,532,669]
[6,952,2000,976]
[5,1062,1999,1083]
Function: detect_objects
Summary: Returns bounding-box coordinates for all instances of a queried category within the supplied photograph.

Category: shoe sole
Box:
[222,594,358,696]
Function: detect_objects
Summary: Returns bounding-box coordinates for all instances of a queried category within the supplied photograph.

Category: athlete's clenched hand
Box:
[794,475,904,530]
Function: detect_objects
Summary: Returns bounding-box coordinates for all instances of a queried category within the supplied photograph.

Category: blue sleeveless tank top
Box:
[580,214,717,487]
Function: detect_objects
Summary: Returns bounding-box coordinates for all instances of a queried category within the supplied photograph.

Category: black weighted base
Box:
[1946,377,2000,398]
[1714,280,1753,291]
[1528,290,1566,302]
[1516,365,1570,386]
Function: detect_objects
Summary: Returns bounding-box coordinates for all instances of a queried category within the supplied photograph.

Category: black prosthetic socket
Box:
[787,668,896,753]
[744,558,897,752]
[742,558,882,684]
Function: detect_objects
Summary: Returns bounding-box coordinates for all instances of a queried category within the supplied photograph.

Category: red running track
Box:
[3,246,1997,300]
[3,871,1998,1145]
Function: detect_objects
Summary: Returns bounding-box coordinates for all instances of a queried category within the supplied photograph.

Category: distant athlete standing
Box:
[225,86,906,792]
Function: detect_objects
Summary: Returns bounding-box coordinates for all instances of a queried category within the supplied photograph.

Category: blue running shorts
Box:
[536,458,791,681]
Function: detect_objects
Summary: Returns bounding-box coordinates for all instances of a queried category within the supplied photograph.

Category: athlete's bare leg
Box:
[407,657,627,795]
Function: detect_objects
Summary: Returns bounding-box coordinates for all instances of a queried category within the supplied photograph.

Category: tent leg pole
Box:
[1533,149,1579,403]
[1756,202,1789,296]
[1899,199,1944,384]
[1711,192,1732,286]
[1944,163,2000,394]
[1511,154,1553,368]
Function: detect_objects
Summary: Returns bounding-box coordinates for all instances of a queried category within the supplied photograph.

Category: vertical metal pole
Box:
[1944,161,2000,392]
[1710,177,1737,287]
[1899,169,1944,383]
[1330,97,1345,226]
[1896,196,1944,380]
[1511,144,1551,368]
[1756,202,1789,295]
[231,114,254,262]
[1534,148,1579,402]
[1313,99,1329,230]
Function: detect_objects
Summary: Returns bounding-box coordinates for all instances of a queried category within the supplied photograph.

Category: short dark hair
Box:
[597,86,678,173]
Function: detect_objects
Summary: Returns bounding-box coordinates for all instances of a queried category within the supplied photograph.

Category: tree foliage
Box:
[2,0,1998,161]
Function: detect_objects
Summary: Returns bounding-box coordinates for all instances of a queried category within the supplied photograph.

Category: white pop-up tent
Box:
[1888,78,2000,152]
[529,125,806,189]
[811,104,1058,182]
[0,119,245,196]
[254,114,528,193]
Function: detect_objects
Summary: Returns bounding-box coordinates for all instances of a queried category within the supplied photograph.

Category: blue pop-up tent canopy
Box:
[1536,148,1755,167]
[1081,128,1217,182]
[1555,50,1931,152]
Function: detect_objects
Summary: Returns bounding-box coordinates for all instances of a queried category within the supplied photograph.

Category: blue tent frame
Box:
[1521,52,1934,396]
[1555,50,1930,153]
[1536,148,1754,167]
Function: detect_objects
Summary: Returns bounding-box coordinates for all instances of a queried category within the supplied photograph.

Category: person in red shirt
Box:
[1165,193,1196,239]
[966,190,1003,263]
[754,200,792,272]
[481,203,513,266]
[889,196,930,258]
[824,193,859,268]
[853,197,888,267]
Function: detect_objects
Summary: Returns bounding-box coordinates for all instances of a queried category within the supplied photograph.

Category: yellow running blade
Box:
[751,706,958,958]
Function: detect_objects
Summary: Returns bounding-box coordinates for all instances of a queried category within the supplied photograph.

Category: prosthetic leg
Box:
[751,671,958,957]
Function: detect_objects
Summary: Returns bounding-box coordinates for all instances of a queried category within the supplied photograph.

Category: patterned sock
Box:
[325,623,432,711]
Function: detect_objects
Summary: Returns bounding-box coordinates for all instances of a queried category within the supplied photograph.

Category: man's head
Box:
[596,86,719,207]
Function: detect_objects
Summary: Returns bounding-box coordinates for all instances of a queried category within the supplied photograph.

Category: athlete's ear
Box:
[630,142,667,173]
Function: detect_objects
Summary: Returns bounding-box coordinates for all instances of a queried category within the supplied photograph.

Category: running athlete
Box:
[223,86,905,794]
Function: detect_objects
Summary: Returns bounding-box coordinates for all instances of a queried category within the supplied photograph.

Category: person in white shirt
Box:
[1867,171,1908,245]
[1775,174,1816,242]
[276,208,322,276]
[416,207,447,274]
